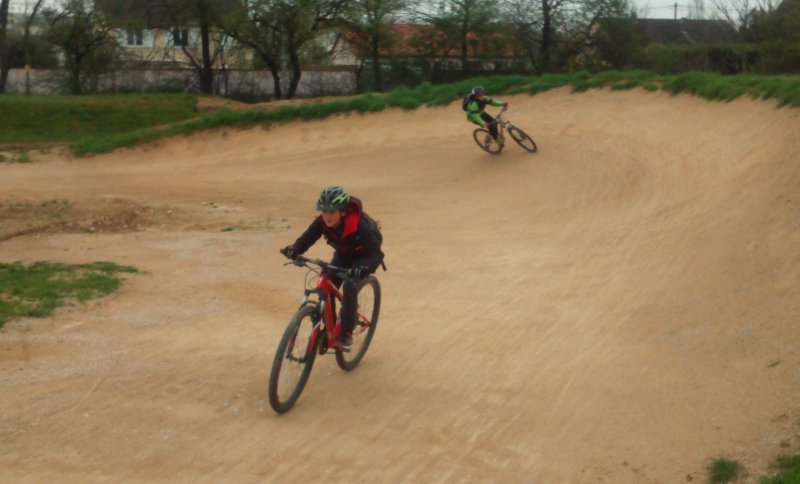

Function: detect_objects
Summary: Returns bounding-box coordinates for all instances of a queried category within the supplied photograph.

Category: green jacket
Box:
[465,95,504,126]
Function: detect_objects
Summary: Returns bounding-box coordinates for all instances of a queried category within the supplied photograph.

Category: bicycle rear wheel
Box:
[508,126,537,152]
[268,305,320,413]
[336,276,381,371]
[472,128,503,155]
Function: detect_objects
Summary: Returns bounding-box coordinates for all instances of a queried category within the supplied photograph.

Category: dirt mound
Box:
[0,198,182,242]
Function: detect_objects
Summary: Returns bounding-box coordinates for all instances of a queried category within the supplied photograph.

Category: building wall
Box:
[114,28,254,69]
[4,67,357,98]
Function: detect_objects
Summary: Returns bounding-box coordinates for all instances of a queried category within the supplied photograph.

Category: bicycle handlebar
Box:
[280,249,350,275]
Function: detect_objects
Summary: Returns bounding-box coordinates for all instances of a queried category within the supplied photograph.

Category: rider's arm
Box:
[485,96,504,107]
[292,217,324,254]
[354,221,384,271]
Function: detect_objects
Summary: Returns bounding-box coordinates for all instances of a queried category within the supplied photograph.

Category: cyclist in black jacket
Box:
[282,186,384,349]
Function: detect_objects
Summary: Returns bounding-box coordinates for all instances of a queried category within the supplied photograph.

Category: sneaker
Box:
[336,333,353,351]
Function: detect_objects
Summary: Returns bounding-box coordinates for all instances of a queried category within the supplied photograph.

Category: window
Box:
[126,29,143,46]
[172,29,189,47]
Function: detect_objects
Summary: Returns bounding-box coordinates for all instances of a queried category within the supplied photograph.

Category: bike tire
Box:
[268,305,320,413]
[508,126,537,152]
[472,128,503,155]
[336,276,381,371]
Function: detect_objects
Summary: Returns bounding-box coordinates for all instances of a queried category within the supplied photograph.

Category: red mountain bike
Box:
[473,106,538,155]
[268,252,381,413]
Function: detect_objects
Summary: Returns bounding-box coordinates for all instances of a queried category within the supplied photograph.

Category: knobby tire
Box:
[268,305,320,413]
[335,276,381,371]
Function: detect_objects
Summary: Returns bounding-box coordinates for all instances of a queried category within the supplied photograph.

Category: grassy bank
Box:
[70,71,800,155]
[0,94,198,145]
[0,261,138,328]
[3,71,798,155]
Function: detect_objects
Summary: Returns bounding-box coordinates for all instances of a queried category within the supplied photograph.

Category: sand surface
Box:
[1,88,799,483]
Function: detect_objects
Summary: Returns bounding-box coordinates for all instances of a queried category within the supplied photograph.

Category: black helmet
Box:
[472,85,485,96]
[316,185,350,211]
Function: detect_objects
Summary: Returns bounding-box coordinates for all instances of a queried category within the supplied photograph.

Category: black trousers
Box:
[328,253,378,336]
[480,112,498,138]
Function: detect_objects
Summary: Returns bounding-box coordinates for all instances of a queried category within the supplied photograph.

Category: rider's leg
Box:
[480,113,498,139]
[335,254,378,345]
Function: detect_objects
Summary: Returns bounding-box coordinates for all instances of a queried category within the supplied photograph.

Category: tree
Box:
[0,0,9,92]
[592,16,639,69]
[220,0,287,99]
[424,0,497,78]
[46,0,118,94]
[161,0,231,94]
[276,0,348,98]
[501,0,573,73]
[711,0,777,30]
[20,0,47,94]
[342,0,406,91]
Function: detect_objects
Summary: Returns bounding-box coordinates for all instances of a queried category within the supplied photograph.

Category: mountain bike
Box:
[472,106,537,155]
[268,252,381,413]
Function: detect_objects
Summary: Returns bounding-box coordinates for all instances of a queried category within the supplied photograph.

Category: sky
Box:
[633,0,742,19]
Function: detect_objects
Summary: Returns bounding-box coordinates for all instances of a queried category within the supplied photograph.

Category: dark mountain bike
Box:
[268,252,381,413]
[472,106,538,155]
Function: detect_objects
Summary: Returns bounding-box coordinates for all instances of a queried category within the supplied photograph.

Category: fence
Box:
[4,66,358,98]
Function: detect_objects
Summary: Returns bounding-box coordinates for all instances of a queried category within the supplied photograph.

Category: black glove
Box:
[281,245,298,260]
[349,265,370,279]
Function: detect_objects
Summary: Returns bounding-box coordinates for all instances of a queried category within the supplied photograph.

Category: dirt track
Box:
[1,88,799,483]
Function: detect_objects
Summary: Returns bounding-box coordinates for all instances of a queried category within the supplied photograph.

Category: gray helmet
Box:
[472,85,485,96]
[316,185,350,211]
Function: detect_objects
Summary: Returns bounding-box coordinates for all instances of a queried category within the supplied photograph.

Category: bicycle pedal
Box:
[334,342,352,353]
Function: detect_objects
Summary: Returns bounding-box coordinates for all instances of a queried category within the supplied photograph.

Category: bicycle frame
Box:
[493,107,511,140]
[302,271,344,355]
[294,258,374,356]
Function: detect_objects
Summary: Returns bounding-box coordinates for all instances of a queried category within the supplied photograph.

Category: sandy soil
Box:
[1,88,799,483]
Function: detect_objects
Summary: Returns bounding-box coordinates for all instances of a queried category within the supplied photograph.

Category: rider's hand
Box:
[503,102,509,108]
[281,245,298,260]
[349,265,370,279]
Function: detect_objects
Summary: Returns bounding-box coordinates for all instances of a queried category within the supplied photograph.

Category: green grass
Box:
[0,94,198,145]
[761,453,800,484]
[5,71,799,155]
[0,261,138,328]
[709,458,742,483]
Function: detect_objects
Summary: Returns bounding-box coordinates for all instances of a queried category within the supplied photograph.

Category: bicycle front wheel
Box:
[508,126,537,152]
[336,276,381,371]
[472,128,503,155]
[268,305,320,413]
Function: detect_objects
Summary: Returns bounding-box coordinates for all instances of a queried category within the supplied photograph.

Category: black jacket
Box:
[292,197,384,269]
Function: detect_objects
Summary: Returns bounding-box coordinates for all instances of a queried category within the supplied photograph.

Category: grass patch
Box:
[708,458,742,483]
[0,261,137,328]
[761,453,800,484]
[6,71,797,155]
[0,94,198,145]
[16,150,31,163]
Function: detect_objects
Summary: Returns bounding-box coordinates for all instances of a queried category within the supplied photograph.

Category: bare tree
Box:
[46,0,119,94]
[711,0,776,29]
[20,0,47,94]
[502,0,572,72]
[688,0,705,19]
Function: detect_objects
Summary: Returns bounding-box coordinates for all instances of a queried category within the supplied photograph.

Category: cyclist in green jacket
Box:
[464,85,509,142]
